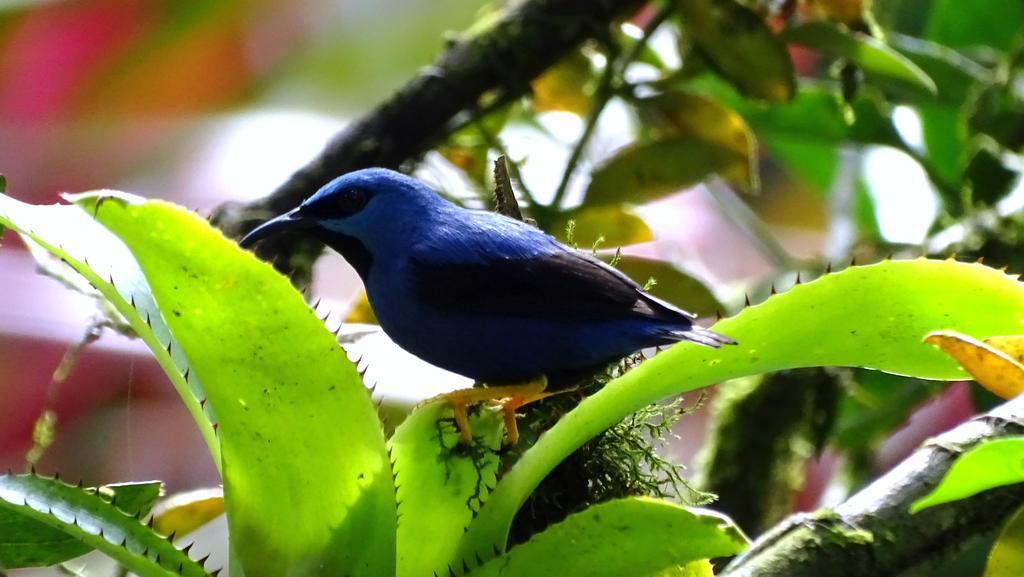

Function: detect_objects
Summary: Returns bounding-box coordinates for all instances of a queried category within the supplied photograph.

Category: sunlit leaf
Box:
[638,91,759,193]
[585,138,745,206]
[911,437,1024,513]
[75,196,395,577]
[550,205,654,248]
[925,330,1024,400]
[987,504,1024,577]
[781,21,937,98]
[464,499,747,577]
[677,0,795,103]
[391,403,503,577]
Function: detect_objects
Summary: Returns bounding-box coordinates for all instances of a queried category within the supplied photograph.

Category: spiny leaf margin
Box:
[457,258,1024,565]
[0,473,209,576]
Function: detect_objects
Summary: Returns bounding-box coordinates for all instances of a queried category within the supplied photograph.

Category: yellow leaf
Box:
[987,504,1024,577]
[924,330,1024,399]
[550,205,654,248]
[985,336,1024,365]
[639,92,759,193]
[804,0,871,27]
[345,290,378,324]
[152,488,225,538]
[532,50,593,114]
[678,0,795,103]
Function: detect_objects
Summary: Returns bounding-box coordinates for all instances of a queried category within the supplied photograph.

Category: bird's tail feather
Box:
[674,324,737,348]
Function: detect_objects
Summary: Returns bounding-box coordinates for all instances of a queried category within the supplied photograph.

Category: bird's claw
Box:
[431,376,556,445]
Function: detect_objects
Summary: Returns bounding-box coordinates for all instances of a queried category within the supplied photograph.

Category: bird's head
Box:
[239,168,445,252]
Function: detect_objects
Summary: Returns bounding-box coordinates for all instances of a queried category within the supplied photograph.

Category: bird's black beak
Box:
[239,207,312,248]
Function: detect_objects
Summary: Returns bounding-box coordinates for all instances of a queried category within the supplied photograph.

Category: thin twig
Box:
[549,1,675,210]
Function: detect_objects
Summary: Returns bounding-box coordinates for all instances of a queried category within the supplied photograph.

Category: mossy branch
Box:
[719,393,1024,577]
[212,0,646,284]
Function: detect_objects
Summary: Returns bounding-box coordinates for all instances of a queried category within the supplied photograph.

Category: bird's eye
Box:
[336,187,369,216]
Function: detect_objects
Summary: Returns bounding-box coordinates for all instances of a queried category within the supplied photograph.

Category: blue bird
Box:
[240,169,733,436]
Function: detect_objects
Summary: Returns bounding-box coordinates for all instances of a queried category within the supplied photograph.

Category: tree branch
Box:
[720,393,1024,577]
[213,0,646,283]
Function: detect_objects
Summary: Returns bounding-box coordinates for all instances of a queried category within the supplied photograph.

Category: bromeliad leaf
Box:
[390,402,503,577]
[0,479,161,568]
[677,0,794,103]
[457,258,1024,564]
[463,499,747,577]
[78,196,395,577]
[0,473,206,576]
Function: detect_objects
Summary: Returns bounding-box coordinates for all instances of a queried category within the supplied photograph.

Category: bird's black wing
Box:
[410,248,694,324]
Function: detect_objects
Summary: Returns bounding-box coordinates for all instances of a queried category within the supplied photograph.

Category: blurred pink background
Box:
[0,0,970,522]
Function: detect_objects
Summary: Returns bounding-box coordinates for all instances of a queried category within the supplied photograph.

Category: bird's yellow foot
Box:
[434,376,556,445]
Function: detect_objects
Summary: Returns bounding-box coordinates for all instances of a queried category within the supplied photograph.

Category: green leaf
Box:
[0,480,161,568]
[925,0,1024,53]
[0,473,207,575]
[458,258,1024,563]
[987,503,1024,577]
[464,499,747,577]
[677,0,795,103]
[99,482,163,519]
[0,195,218,462]
[967,81,1024,152]
[607,256,722,319]
[911,437,1024,513]
[549,205,654,248]
[390,403,504,577]
[782,22,936,98]
[77,195,395,577]
[889,34,992,106]
[637,91,759,193]
[918,103,967,193]
[584,139,745,206]
[964,136,1018,206]
[745,85,904,147]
